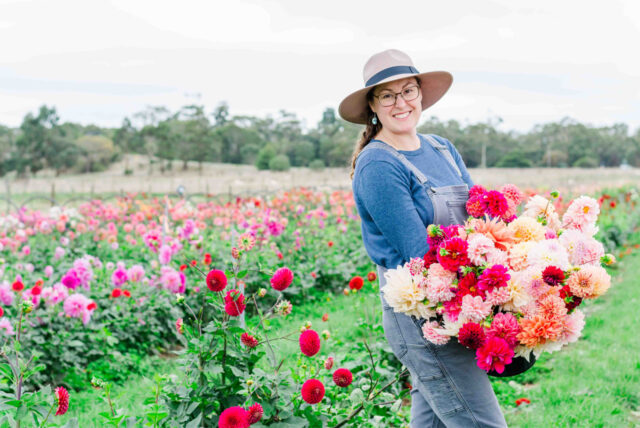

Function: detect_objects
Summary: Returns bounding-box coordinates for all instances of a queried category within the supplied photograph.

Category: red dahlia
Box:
[247,403,263,424]
[367,271,377,282]
[466,195,487,218]
[348,276,364,291]
[301,379,325,404]
[218,406,250,428]
[458,322,486,350]
[111,288,122,298]
[31,286,42,296]
[542,266,565,286]
[458,272,484,298]
[86,302,97,311]
[559,285,582,312]
[299,329,321,357]
[224,290,246,317]
[437,238,470,272]
[270,267,294,291]
[54,386,69,416]
[484,190,509,218]
[423,247,439,268]
[11,281,24,292]
[241,333,259,348]
[206,269,227,292]
[332,368,353,387]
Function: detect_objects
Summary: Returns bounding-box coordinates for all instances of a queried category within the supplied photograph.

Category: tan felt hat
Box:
[338,49,453,124]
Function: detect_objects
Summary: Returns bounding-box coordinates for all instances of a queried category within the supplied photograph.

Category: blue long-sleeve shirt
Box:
[352,133,474,270]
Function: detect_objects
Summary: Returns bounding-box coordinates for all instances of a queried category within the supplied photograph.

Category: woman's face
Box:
[369,77,422,136]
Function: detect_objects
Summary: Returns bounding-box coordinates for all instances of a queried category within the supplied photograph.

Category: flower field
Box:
[0,185,638,427]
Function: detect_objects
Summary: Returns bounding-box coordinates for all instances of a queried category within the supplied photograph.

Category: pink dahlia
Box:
[486,313,520,348]
[301,379,325,404]
[422,321,450,345]
[458,322,486,350]
[333,368,353,387]
[299,329,321,357]
[466,195,487,218]
[500,184,525,205]
[218,406,250,428]
[485,287,511,306]
[224,290,246,317]
[484,190,510,218]
[476,336,514,374]
[477,265,510,292]
[247,403,263,425]
[206,269,227,292]
[241,332,259,348]
[270,267,294,291]
[61,270,80,290]
[469,184,487,198]
[324,356,334,370]
[425,264,456,302]
[426,224,445,247]
[54,386,69,415]
[460,295,492,323]
[437,238,470,272]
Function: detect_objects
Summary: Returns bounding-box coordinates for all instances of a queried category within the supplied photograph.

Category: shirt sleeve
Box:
[355,158,429,263]
[439,136,474,188]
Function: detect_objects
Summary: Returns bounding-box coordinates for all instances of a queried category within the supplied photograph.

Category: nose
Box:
[394,94,408,108]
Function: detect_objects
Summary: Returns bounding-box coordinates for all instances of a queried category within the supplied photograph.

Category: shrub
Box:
[495,151,532,168]
[269,154,291,171]
[255,144,276,170]
[573,156,599,168]
[309,159,325,171]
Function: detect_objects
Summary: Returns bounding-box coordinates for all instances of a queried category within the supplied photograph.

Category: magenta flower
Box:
[61,270,80,290]
[475,336,514,374]
[486,313,520,348]
[477,265,510,292]
[111,267,128,287]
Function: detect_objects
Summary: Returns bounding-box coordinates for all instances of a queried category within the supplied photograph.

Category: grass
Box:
[61,250,640,426]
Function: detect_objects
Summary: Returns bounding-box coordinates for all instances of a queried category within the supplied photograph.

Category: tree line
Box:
[0,103,639,177]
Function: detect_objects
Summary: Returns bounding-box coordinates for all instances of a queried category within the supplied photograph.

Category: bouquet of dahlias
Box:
[381,184,615,375]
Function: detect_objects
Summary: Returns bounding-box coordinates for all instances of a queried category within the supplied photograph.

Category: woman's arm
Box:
[355,159,429,263]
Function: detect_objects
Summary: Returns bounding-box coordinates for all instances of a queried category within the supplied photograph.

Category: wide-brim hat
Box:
[338,49,453,125]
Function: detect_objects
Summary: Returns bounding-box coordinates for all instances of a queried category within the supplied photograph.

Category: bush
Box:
[269,154,291,171]
[255,144,276,170]
[309,159,325,171]
[494,151,532,168]
[573,156,599,168]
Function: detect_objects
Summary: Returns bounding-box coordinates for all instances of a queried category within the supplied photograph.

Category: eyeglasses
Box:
[373,85,420,107]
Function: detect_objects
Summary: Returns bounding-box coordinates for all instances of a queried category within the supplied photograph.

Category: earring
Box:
[371,113,378,125]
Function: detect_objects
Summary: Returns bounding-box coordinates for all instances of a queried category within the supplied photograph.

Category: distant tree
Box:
[75,135,116,172]
[213,102,229,127]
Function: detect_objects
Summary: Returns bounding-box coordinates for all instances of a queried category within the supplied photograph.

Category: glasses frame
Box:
[373,84,421,107]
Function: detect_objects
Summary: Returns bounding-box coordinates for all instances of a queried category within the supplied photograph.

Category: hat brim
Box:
[338,71,453,125]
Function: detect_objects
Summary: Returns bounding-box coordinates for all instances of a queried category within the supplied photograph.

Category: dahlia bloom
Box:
[559,309,585,344]
[484,190,510,218]
[528,239,570,270]
[567,265,610,299]
[466,195,487,218]
[469,184,487,198]
[224,290,246,317]
[238,233,256,251]
[299,329,321,357]
[466,233,495,266]
[247,403,263,425]
[54,386,70,416]
[367,271,377,282]
[41,283,68,306]
[381,265,434,319]
[63,293,95,325]
[270,267,294,291]
[562,196,599,233]
[276,300,293,316]
[477,264,510,292]
[517,315,564,348]
[466,216,515,252]
[437,238,470,272]
[160,267,186,294]
[486,313,520,347]
[333,368,353,387]
[425,264,456,303]
[407,257,425,276]
[500,184,525,205]
[218,406,250,428]
[206,269,227,292]
[324,356,334,370]
[111,267,128,287]
[158,244,172,265]
[241,332,259,348]
[460,295,492,323]
[458,322,486,349]
[542,266,565,286]
[0,318,14,336]
[348,276,364,291]
[476,337,514,374]
[485,287,511,306]
[61,270,80,290]
[508,217,546,243]
[127,265,145,282]
[0,282,15,306]
[301,379,325,404]
[422,321,451,345]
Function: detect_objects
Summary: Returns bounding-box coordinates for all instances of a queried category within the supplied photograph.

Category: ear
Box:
[368,100,377,114]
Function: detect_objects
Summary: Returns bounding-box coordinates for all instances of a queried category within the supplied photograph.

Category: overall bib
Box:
[362,135,507,428]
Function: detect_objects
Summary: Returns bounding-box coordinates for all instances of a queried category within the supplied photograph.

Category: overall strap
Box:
[422,134,463,178]
[361,141,429,185]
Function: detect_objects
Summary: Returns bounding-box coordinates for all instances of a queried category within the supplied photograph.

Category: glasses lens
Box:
[379,93,396,107]
[403,86,419,101]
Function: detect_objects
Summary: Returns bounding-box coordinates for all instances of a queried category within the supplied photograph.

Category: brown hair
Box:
[349,76,421,179]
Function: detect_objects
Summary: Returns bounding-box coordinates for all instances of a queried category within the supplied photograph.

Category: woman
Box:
[340,49,507,427]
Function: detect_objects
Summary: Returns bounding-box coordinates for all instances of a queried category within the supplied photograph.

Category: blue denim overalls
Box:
[361,135,507,427]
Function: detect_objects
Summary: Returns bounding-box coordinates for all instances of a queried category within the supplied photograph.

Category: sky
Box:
[1,0,639,134]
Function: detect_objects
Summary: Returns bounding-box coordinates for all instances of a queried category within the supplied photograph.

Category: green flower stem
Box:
[252,295,277,367]
[39,401,55,428]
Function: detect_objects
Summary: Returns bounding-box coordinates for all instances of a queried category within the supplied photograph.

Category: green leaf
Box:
[237,269,248,278]
[390,398,402,413]
[349,388,364,404]
[185,413,202,428]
